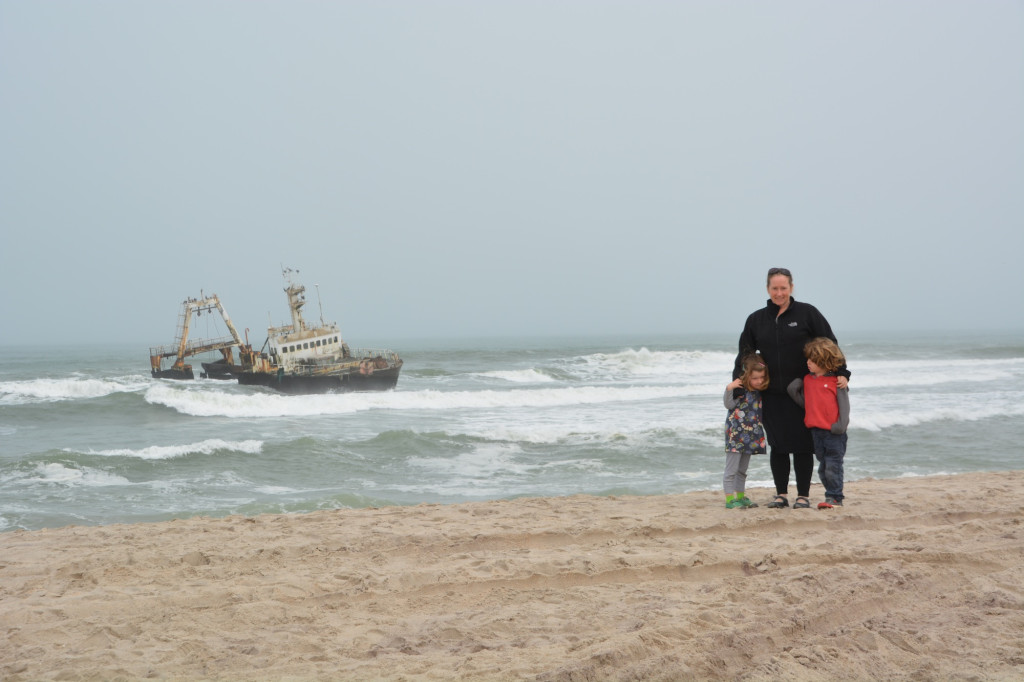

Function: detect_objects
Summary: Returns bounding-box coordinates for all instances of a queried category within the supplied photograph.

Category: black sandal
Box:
[793,496,811,509]
[766,495,789,508]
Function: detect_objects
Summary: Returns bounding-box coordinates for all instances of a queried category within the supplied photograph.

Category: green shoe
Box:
[725,498,742,509]
[735,496,759,508]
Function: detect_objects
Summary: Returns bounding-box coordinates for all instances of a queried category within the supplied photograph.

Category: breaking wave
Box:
[0,376,150,404]
[64,438,264,460]
[144,382,718,418]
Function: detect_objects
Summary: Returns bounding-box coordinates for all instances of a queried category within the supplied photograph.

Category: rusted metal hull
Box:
[238,361,402,395]
[200,361,244,380]
[152,366,195,380]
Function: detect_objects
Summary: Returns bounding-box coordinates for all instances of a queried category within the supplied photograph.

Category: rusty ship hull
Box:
[237,360,402,394]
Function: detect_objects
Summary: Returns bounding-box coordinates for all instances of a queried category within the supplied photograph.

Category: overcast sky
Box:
[2,1,1021,347]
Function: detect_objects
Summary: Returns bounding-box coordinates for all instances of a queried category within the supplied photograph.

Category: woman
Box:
[733,267,849,509]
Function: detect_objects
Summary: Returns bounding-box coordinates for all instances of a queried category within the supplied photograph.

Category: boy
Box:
[787,337,850,509]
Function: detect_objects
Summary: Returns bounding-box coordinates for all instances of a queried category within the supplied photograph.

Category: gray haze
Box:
[2,1,1022,347]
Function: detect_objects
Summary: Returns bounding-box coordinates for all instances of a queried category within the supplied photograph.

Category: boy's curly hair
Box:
[804,337,845,373]
[739,352,770,391]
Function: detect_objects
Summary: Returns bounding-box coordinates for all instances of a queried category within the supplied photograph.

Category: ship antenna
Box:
[315,283,325,326]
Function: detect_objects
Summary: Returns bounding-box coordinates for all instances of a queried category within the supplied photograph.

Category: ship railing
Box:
[285,360,359,377]
[266,324,294,337]
[348,348,402,364]
[148,334,240,360]
[282,348,402,377]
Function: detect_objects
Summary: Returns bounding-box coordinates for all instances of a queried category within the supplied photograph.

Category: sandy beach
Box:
[2,471,1023,681]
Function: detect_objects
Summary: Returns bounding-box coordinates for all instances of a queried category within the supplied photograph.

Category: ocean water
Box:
[1,331,1022,532]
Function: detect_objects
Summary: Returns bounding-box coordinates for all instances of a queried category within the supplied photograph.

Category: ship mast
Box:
[282,267,308,333]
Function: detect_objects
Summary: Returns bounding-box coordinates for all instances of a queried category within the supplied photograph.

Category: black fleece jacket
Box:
[733,297,850,398]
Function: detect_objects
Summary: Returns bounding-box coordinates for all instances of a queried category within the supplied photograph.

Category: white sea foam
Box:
[209,471,256,487]
[853,402,1024,431]
[573,348,733,381]
[456,413,719,446]
[145,382,721,418]
[408,443,528,478]
[0,376,149,404]
[24,463,132,487]
[400,443,535,496]
[145,384,339,417]
[477,368,557,383]
[848,357,1022,389]
[459,422,617,445]
[253,485,301,495]
[66,439,264,460]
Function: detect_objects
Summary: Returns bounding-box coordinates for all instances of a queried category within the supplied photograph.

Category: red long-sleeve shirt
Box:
[801,374,839,430]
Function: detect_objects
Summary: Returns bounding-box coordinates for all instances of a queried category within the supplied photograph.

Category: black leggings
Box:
[770,449,814,497]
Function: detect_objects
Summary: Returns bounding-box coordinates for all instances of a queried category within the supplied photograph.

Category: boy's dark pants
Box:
[811,428,847,502]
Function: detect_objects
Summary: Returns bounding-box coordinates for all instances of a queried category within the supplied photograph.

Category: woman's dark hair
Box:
[766,267,793,287]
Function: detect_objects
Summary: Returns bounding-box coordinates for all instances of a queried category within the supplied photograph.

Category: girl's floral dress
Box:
[725,389,767,455]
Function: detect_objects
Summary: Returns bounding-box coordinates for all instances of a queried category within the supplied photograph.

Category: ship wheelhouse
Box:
[269,325,345,366]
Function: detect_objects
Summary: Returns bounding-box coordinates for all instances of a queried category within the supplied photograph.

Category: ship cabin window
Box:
[304,342,309,349]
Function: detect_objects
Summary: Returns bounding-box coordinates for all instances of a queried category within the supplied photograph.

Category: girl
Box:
[723,353,769,508]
